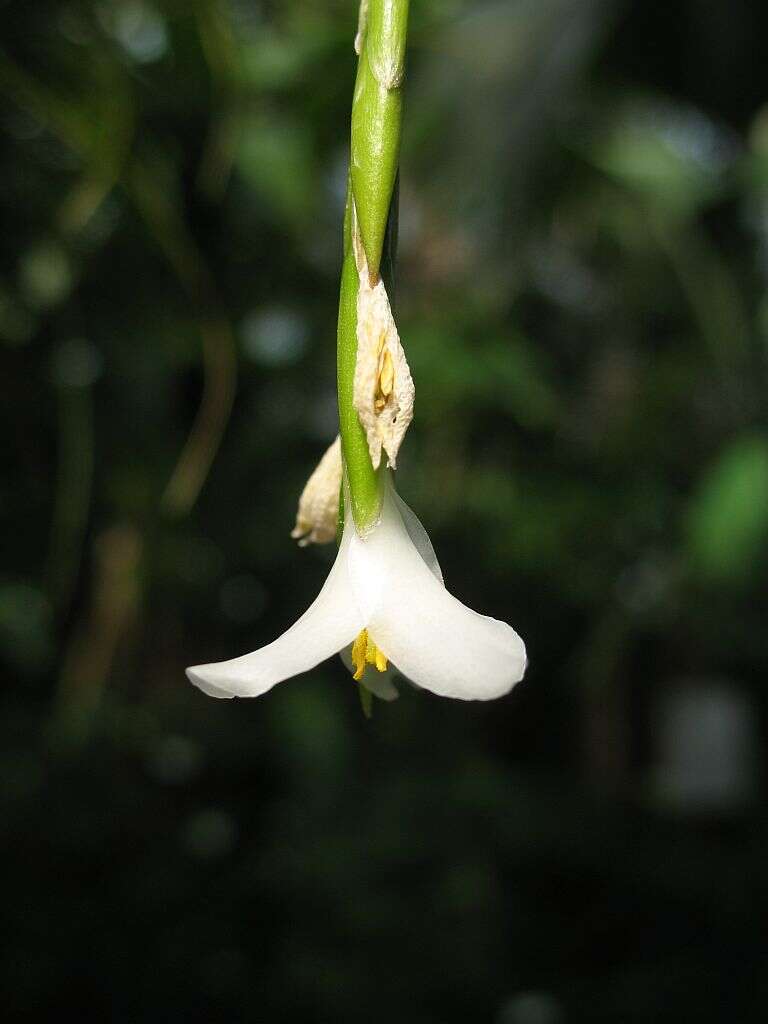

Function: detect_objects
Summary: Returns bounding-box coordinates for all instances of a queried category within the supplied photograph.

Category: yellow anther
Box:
[373,348,394,414]
[378,348,394,398]
[351,629,368,680]
[350,628,388,681]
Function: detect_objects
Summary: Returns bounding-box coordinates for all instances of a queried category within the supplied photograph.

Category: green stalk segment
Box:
[351,0,409,281]
[337,1,409,532]
[337,187,382,530]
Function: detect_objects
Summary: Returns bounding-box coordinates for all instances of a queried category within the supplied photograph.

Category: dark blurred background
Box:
[3,0,768,1020]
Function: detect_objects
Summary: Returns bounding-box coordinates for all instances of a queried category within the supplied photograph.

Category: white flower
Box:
[291,436,342,546]
[187,475,527,702]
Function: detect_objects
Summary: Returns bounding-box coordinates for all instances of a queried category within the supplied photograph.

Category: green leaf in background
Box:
[235,116,315,225]
[0,581,53,674]
[408,323,558,428]
[586,98,733,218]
[686,435,768,583]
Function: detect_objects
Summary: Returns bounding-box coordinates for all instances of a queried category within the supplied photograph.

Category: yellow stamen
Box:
[373,347,394,414]
[378,348,394,398]
[350,628,388,681]
[351,629,368,681]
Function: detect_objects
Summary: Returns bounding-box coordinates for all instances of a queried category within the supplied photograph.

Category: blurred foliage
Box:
[2,0,768,1021]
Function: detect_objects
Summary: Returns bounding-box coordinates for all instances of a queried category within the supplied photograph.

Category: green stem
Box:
[351,0,409,279]
[337,184,381,529]
[337,1,409,531]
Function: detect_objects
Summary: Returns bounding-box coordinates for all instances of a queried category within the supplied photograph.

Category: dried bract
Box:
[353,260,414,469]
[291,436,342,546]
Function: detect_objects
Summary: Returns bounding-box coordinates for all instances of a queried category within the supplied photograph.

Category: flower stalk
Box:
[338,0,410,532]
[337,188,381,530]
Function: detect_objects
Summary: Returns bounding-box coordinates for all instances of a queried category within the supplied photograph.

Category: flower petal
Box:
[360,671,399,701]
[349,479,527,700]
[391,485,443,583]
[186,527,362,699]
[339,647,399,701]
